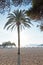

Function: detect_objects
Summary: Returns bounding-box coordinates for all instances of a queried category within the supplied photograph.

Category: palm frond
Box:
[25,18,33,25]
[21,17,33,26]
[7,13,16,18]
[13,10,19,17]
[7,24,13,30]
[6,22,15,30]
[11,24,16,31]
[20,24,25,30]
[4,18,14,29]
[27,21,33,26]
[23,22,31,28]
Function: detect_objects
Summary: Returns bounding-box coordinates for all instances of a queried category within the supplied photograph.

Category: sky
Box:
[0,4,43,47]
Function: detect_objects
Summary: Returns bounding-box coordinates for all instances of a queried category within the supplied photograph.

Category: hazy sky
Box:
[0,4,43,47]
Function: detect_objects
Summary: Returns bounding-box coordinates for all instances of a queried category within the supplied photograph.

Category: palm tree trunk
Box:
[17,25,20,65]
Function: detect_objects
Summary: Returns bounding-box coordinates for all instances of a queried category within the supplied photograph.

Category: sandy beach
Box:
[0,47,43,65]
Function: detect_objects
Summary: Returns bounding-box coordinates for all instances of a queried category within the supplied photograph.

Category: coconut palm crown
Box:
[4,10,32,30]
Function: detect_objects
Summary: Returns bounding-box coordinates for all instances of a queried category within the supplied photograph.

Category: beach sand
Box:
[0,47,43,65]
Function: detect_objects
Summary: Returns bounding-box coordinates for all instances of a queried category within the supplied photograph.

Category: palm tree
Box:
[4,9,32,65]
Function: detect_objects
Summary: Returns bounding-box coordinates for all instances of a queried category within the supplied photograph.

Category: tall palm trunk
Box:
[17,25,20,65]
